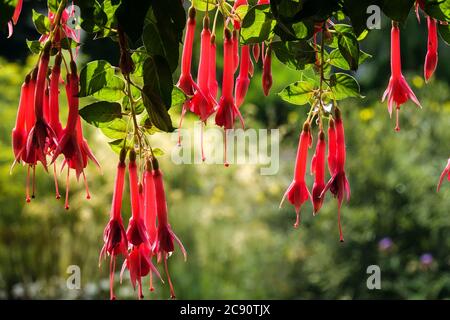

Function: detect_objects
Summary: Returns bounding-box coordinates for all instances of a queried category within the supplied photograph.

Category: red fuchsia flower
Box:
[190,16,217,123]
[144,160,158,291]
[382,22,421,131]
[437,158,450,192]
[208,35,219,100]
[152,158,186,299]
[252,44,260,63]
[7,0,23,38]
[235,45,251,108]
[177,7,199,145]
[126,150,149,248]
[327,118,337,176]
[321,108,350,242]
[49,53,64,141]
[99,149,129,300]
[232,30,240,73]
[25,42,58,172]
[123,244,161,299]
[122,149,160,299]
[12,74,31,164]
[257,0,270,4]
[415,0,425,23]
[215,28,245,166]
[43,87,50,125]
[424,16,438,82]
[52,60,100,209]
[39,6,81,45]
[15,68,39,202]
[262,46,273,96]
[177,7,197,96]
[311,130,326,215]
[280,121,312,228]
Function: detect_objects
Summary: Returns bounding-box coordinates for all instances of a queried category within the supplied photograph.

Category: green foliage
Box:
[32,9,50,35]
[79,60,125,99]
[79,101,123,127]
[241,4,276,44]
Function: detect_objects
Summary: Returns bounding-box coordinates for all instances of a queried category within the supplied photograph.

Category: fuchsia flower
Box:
[327,118,337,175]
[321,108,350,242]
[122,149,160,299]
[190,16,217,123]
[52,60,100,209]
[177,7,197,97]
[152,158,186,299]
[49,53,64,145]
[7,0,23,38]
[177,7,199,145]
[12,74,31,163]
[262,46,273,96]
[232,30,240,73]
[424,16,438,82]
[235,45,251,108]
[280,122,312,228]
[99,149,128,300]
[39,6,81,45]
[257,0,270,4]
[215,28,245,165]
[25,43,57,171]
[209,35,219,100]
[437,158,450,192]
[144,160,158,291]
[382,22,421,131]
[311,130,326,215]
[126,150,149,248]
[252,44,260,62]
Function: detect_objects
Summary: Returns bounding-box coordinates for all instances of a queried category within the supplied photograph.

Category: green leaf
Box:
[142,85,174,132]
[424,0,450,21]
[131,49,149,77]
[191,0,216,12]
[26,40,43,54]
[278,79,316,106]
[329,73,362,100]
[116,0,152,44]
[108,138,133,154]
[152,148,165,157]
[32,9,50,35]
[143,22,178,72]
[79,101,123,127]
[342,0,373,38]
[241,4,276,44]
[272,40,316,70]
[329,49,371,70]
[48,0,59,13]
[171,86,187,109]
[79,60,125,98]
[100,118,128,139]
[337,32,360,71]
[380,0,415,24]
[143,56,173,108]
[438,23,450,45]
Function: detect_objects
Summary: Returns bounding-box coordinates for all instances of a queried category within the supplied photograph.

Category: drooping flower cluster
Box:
[11,9,99,208]
[100,150,186,300]
[176,2,272,164]
[416,0,450,192]
[281,108,350,242]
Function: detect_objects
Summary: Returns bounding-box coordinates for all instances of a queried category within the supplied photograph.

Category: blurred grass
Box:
[0,42,449,299]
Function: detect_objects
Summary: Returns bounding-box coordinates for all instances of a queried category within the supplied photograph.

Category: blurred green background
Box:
[0,5,449,299]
